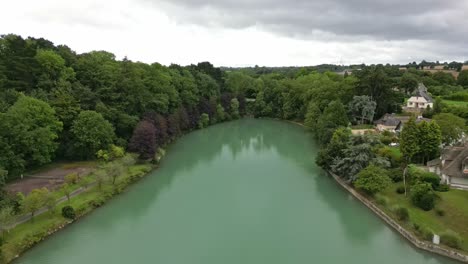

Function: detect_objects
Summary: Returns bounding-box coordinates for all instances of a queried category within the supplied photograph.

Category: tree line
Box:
[0,34,245,184]
[1,34,465,187]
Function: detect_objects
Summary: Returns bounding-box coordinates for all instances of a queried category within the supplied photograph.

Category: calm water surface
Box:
[16,119,456,264]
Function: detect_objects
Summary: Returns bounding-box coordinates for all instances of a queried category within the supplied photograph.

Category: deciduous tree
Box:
[354,165,392,195]
[348,95,376,124]
[304,101,321,131]
[21,188,48,219]
[128,120,156,160]
[316,101,349,144]
[71,111,115,159]
[433,113,466,145]
[400,117,419,195]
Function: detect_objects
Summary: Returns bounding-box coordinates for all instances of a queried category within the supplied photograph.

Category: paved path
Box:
[8,183,96,228]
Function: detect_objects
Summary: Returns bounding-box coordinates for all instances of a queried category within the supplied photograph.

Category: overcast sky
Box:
[1,0,467,66]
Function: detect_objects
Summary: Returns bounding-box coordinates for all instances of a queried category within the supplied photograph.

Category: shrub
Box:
[394,206,409,221]
[388,168,403,182]
[396,186,405,194]
[64,173,79,185]
[61,205,76,219]
[419,193,436,211]
[421,172,440,189]
[198,113,210,129]
[440,230,462,249]
[412,222,433,241]
[435,208,445,217]
[407,165,424,184]
[354,165,392,195]
[377,148,402,168]
[419,226,434,241]
[380,136,392,146]
[410,183,436,211]
[375,194,389,207]
[435,184,450,192]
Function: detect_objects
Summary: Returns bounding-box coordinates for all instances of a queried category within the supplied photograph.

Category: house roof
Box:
[442,146,465,161]
[427,158,441,167]
[374,113,401,127]
[411,83,433,103]
[442,148,468,178]
[394,116,431,131]
[437,145,468,179]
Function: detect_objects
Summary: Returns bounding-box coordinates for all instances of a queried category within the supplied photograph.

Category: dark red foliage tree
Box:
[220,92,233,112]
[177,106,190,131]
[167,112,180,138]
[128,120,156,159]
[237,94,246,115]
[142,111,168,147]
[186,105,200,129]
[154,114,168,147]
[198,98,216,117]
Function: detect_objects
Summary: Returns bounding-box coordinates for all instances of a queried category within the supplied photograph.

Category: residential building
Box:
[428,145,468,190]
[374,113,430,132]
[406,83,433,110]
[375,114,401,132]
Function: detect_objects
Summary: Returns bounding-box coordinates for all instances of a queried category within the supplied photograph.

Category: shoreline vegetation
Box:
[287,120,468,263]
[2,160,153,263]
[329,170,468,263]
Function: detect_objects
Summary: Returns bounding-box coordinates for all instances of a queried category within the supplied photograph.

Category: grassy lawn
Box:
[442,99,468,107]
[377,182,468,251]
[1,163,152,263]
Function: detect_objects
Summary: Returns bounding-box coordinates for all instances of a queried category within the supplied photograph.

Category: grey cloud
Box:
[142,0,468,44]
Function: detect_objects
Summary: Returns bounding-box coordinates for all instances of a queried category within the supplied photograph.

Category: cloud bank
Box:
[1,0,467,66]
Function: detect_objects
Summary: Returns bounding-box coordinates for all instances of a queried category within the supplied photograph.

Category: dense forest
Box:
[1,33,468,186]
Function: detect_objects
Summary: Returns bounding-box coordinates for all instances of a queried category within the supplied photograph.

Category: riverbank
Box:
[1,163,152,264]
[283,119,468,262]
[328,171,468,263]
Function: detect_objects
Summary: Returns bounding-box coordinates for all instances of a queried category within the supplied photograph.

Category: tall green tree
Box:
[348,95,376,124]
[71,111,115,159]
[0,96,62,176]
[354,66,400,117]
[304,101,321,131]
[458,70,468,87]
[316,127,351,170]
[417,121,441,164]
[400,117,419,195]
[433,113,466,145]
[399,73,418,94]
[316,101,349,144]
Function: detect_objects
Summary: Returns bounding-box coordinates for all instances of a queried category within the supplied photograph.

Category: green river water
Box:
[16,118,456,264]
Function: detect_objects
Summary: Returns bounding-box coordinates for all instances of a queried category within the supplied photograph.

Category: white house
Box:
[428,145,468,190]
[406,83,433,110]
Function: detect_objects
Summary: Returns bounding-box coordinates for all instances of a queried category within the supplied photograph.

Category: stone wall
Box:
[328,171,468,263]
